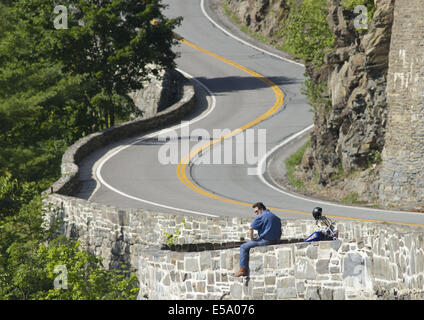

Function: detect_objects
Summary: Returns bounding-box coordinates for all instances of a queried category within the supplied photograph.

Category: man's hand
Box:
[249,227,256,240]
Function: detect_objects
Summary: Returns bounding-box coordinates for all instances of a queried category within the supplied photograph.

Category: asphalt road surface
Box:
[81,0,424,227]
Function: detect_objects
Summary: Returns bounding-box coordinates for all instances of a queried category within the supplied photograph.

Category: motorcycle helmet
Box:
[312,207,322,220]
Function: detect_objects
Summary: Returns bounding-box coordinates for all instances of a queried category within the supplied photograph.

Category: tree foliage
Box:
[0,197,139,300]
[0,0,181,299]
[8,0,181,128]
[0,172,38,219]
[0,0,181,183]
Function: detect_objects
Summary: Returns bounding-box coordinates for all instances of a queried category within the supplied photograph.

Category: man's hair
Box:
[252,202,266,211]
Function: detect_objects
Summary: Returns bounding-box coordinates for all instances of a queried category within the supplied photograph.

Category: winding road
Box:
[79,0,424,226]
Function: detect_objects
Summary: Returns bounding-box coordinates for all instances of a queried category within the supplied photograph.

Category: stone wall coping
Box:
[160,238,307,252]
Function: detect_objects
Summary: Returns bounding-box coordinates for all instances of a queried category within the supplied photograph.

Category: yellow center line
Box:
[176,39,424,228]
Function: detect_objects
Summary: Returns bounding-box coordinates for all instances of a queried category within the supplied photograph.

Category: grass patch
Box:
[341,192,359,204]
[301,78,332,114]
[341,192,367,205]
[330,162,346,181]
[368,149,382,166]
[285,140,310,190]
[222,1,241,25]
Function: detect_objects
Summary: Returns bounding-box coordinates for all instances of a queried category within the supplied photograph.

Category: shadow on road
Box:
[194,75,303,94]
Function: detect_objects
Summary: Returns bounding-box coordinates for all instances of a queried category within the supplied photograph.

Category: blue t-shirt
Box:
[251,210,282,240]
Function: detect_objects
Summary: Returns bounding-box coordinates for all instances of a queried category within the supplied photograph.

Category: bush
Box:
[281,0,335,66]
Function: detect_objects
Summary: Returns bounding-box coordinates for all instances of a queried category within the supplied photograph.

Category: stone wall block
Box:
[277,277,297,299]
[296,280,306,297]
[184,256,200,273]
[230,282,243,299]
[305,286,321,300]
[199,251,211,271]
[306,244,318,259]
[250,253,264,273]
[277,247,293,269]
[333,287,346,300]
[265,253,277,269]
[316,259,330,274]
[295,257,316,280]
[225,252,233,270]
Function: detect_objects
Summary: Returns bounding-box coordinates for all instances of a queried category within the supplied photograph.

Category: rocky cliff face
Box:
[224,0,395,204]
[301,0,394,201]
[225,0,290,43]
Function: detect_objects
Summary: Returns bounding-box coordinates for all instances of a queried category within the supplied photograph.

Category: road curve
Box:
[83,0,424,226]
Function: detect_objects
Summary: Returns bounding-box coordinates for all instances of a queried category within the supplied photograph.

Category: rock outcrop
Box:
[225,0,290,44]
[224,0,395,204]
[129,68,183,118]
[225,0,424,209]
[301,0,394,202]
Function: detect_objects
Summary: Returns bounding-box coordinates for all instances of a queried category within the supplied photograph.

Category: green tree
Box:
[0,0,182,184]
[0,0,180,299]
[3,237,139,300]
[0,197,139,300]
[11,0,181,128]
[0,172,38,218]
[0,3,11,38]
[0,2,93,184]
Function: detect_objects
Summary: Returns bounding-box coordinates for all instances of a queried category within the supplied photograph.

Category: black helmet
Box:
[312,207,322,220]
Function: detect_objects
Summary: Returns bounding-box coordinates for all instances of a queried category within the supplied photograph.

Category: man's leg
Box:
[235,239,271,277]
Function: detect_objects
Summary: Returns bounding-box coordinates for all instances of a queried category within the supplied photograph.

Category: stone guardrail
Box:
[44,69,195,197]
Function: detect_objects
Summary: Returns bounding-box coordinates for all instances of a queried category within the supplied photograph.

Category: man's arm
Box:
[250,215,263,240]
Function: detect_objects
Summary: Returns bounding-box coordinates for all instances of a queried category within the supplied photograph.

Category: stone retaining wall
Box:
[43,192,424,299]
[138,221,424,300]
[43,194,254,269]
[379,0,424,210]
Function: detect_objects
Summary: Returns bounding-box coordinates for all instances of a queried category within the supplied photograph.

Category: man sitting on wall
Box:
[234,202,282,277]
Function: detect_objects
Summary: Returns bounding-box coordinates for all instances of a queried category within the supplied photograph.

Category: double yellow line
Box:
[176,39,424,227]
[176,39,283,207]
